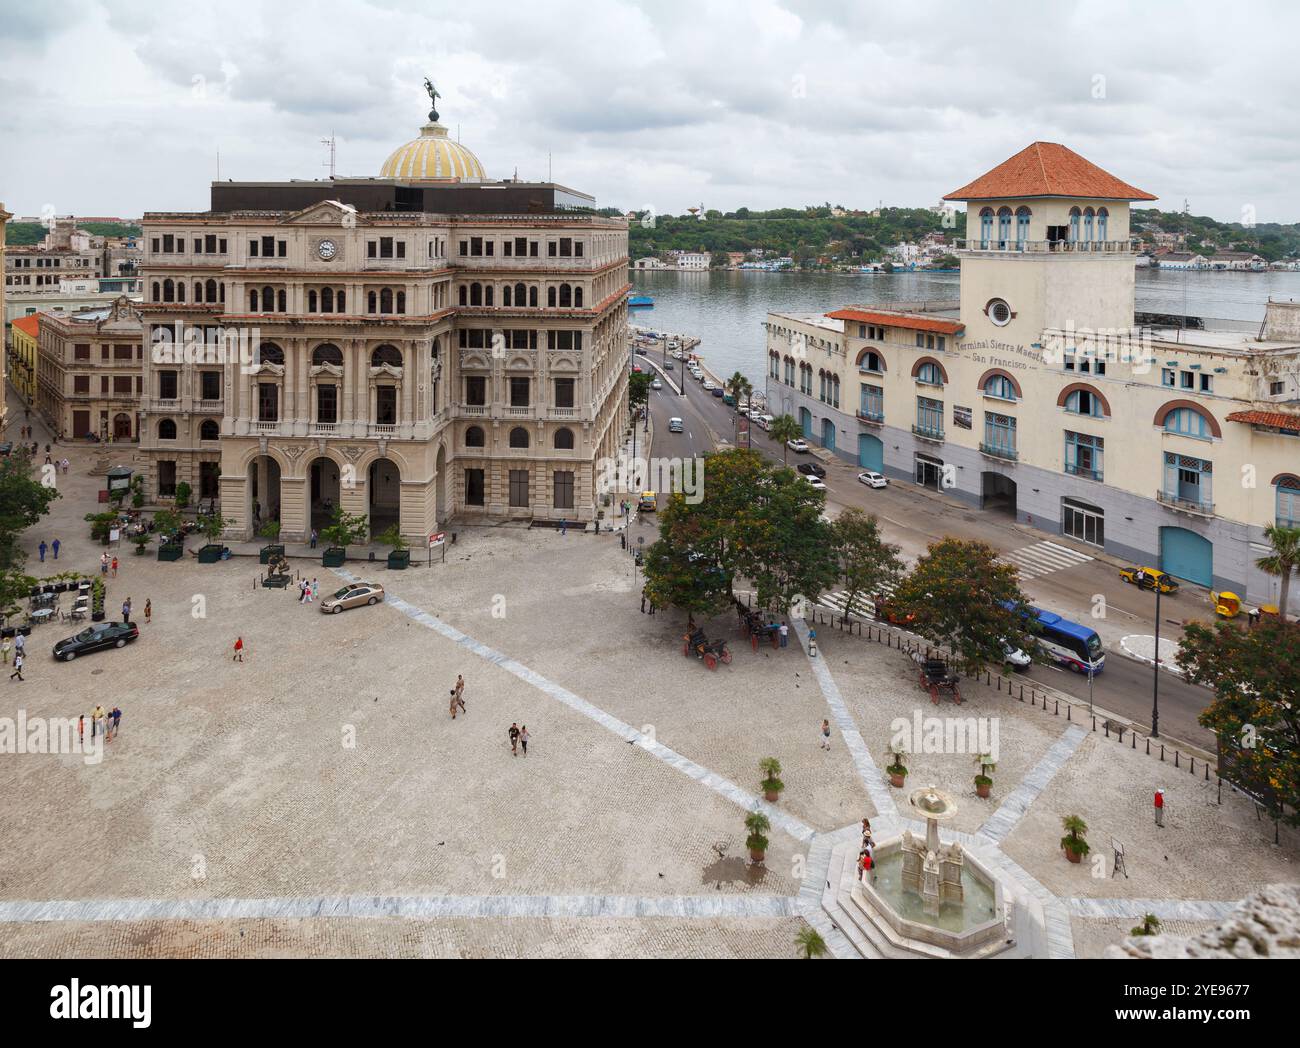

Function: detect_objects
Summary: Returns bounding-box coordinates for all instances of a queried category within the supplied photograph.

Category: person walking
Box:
[298,579,308,604]
[100,552,109,575]
[454,675,465,707]
[1154,788,1165,828]
[519,725,530,756]
[51,538,60,560]
[14,632,26,662]
[121,597,131,624]
[820,718,832,751]
[62,457,69,475]
[1,635,10,665]
[144,599,152,625]
[640,590,647,614]
[508,722,520,756]
[779,621,789,648]
[110,706,122,740]
[233,637,244,662]
[309,528,318,550]
[310,578,319,603]
[78,714,85,747]
[38,541,47,563]
[111,556,118,578]
[9,652,23,682]
[449,688,460,719]
[559,518,567,537]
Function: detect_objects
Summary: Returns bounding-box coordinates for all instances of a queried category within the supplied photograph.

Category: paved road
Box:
[636,355,1217,751]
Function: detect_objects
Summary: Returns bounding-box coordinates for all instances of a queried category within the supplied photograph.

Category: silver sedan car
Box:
[320,582,385,614]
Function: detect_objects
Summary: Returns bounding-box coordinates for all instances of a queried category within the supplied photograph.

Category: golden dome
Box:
[380,122,485,182]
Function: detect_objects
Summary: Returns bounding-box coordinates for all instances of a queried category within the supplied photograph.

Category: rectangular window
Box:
[1163,452,1212,509]
[859,384,883,421]
[1064,431,1104,481]
[1161,368,1175,386]
[529,241,539,257]
[375,386,397,425]
[74,343,90,361]
[554,378,575,408]
[459,240,468,256]
[554,470,575,510]
[559,238,572,257]
[503,241,514,257]
[73,375,90,394]
[509,470,530,508]
[1180,370,1194,389]
[915,396,943,438]
[317,384,338,424]
[396,241,406,259]
[1271,380,1286,396]
[219,238,227,253]
[367,241,377,258]
[548,242,557,257]
[194,238,203,253]
[162,234,174,253]
[113,344,133,360]
[470,237,483,257]
[982,412,1017,458]
[574,241,584,258]
[205,234,217,253]
[101,376,110,394]
[159,371,179,399]
[261,236,275,257]
[465,376,487,406]
[509,377,530,407]
[466,468,485,506]
[485,241,494,257]
[113,376,132,394]
[380,237,394,259]
[515,237,528,256]
[201,371,222,400]
[258,383,278,422]
[1199,373,1213,393]
[249,239,259,257]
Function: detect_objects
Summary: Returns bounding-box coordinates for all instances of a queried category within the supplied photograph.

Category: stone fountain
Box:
[901,786,965,917]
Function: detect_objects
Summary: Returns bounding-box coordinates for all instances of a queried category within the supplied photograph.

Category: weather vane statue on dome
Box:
[423,77,441,123]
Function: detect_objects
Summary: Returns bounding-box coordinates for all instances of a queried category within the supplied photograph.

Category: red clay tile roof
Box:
[1226,410,1300,430]
[10,314,41,338]
[944,142,1156,202]
[826,308,964,336]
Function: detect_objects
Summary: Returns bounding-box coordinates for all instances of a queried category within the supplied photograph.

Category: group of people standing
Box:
[298,578,320,603]
[448,674,533,757]
[859,818,876,881]
[81,704,122,742]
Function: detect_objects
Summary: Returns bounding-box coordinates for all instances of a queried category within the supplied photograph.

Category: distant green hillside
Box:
[4,221,141,246]
[625,205,965,265]
[1134,208,1300,261]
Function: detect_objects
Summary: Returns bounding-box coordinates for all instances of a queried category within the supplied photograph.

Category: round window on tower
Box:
[987,299,1012,327]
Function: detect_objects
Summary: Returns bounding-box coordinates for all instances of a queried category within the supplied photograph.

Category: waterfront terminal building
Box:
[764,142,1300,602]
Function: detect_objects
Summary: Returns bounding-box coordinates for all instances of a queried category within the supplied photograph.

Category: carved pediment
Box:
[369,364,403,380]
[505,354,534,371]
[549,355,579,371]
[246,363,286,378]
[284,200,362,227]
[461,353,490,370]
[311,363,344,378]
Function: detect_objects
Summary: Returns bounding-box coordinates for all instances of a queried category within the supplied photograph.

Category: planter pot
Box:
[197,544,226,564]
[763,789,780,803]
[387,549,411,570]
[976,782,991,799]
[889,772,907,788]
[322,547,347,568]
[157,544,184,562]
[1064,846,1083,864]
[133,545,148,556]
[259,544,285,565]
[749,850,766,864]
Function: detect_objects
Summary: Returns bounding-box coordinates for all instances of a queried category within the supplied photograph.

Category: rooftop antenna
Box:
[321,132,336,178]
[548,152,552,182]
[216,148,220,181]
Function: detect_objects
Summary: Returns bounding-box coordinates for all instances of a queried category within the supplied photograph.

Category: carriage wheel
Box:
[928,684,939,704]
[704,652,718,670]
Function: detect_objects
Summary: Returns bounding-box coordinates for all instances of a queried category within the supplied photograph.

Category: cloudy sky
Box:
[2,0,1297,222]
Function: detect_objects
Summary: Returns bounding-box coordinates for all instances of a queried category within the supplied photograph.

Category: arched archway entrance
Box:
[113,413,132,440]
[858,433,883,471]
[799,407,812,439]
[309,457,341,530]
[368,458,401,536]
[820,417,836,453]
[1160,526,1213,587]
[247,455,281,531]
[981,471,1017,516]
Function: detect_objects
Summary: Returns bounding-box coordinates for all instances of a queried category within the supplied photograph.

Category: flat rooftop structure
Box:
[1148,327,1300,355]
[206,178,599,216]
[769,311,844,333]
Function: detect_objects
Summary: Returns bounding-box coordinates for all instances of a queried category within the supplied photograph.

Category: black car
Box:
[797,462,827,478]
[635,347,648,355]
[53,621,139,661]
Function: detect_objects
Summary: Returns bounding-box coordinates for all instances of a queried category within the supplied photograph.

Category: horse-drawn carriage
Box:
[684,627,732,670]
[914,653,962,704]
[735,598,779,651]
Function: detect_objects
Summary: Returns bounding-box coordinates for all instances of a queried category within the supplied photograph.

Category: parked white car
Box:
[754,414,774,430]
[857,471,888,489]
[803,475,827,490]
[651,378,662,390]
[786,438,810,453]
[702,380,717,391]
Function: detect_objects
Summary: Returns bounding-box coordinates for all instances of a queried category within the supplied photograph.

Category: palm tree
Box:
[795,926,828,959]
[726,371,752,410]
[1256,524,1300,620]
[769,414,802,465]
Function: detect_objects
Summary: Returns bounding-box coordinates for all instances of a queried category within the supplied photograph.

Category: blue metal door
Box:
[799,407,812,439]
[858,433,883,471]
[1160,526,1212,587]
[821,417,836,453]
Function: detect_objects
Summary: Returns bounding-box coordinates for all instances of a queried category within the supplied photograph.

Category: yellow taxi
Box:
[1118,566,1180,594]
[637,491,658,512]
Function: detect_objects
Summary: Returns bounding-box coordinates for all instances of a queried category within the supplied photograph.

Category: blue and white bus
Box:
[1025,606,1105,674]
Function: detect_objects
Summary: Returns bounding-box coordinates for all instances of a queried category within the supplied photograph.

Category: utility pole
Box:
[1151,584,1162,738]
[321,133,336,178]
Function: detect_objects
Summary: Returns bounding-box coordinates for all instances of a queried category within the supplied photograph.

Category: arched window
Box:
[177,282,186,303]
[368,291,378,313]
[458,285,467,306]
[859,351,882,373]
[574,287,584,307]
[1069,207,1081,243]
[1083,208,1095,244]
[483,286,493,307]
[262,287,274,312]
[528,286,538,307]
[163,279,175,303]
[916,362,944,386]
[1015,206,1031,247]
[559,284,572,307]
[151,281,161,302]
[396,290,406,314]
[249,288,259,311]
[322,287,334,313]
[371,344,402,369]
[336,289,345,312]
[554,427,575,450]
[470,283,482,306]
[502,285,513,307]
[380,288,393,314]
[509,426,529,449]
[308,289,318,312]
[547,286,557,307]
[984,374,1017,400]
[257,343,285,366]
[312,343,343,367]
[194,281,202,302]
[997,207,1012,247]
[465,425,486,448]
[1277,475,1300,527]
[515,282,526,306]
[979,207,994,248]
[158,419,177,440]
[1097,207,1109,242]
[205,279,217,303]
[199,419,220,441]
[1065,389,1104,417]
[1164,406,1213,438]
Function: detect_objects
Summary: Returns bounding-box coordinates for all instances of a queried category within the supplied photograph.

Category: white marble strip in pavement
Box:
[0,895,800,924]
[336,572,815,844]
[979,725,1088,844]
[1064,898,1239,921]
[796,827,862,960]
[792,619,898,820]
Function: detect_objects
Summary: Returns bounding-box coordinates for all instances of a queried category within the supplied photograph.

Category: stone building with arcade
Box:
[137,87,629,542]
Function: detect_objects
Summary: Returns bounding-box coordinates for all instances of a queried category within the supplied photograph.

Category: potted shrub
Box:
[974,753,996,799]
[745,811,771,864]
[90,576,106,622]
[258,520,284,565]
[175,481,191,510]
[1130,914,1162,937]
[759,757,784,803]
[154,508,184,561]
[1060,815,1090,864]
[195,512,230,563]
[133,533,149,556]
[131,477,145,510]
[320,505,368,568]
[84,511,118,546]
[886,748,908,789]
[376,524,410,570]
[794,927,828,959]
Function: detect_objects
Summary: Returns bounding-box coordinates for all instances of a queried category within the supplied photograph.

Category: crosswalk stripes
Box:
[998,540,1094,580]
[816,582,896,619]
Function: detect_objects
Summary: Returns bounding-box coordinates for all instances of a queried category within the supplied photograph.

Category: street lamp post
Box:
[1151,584,1162,739]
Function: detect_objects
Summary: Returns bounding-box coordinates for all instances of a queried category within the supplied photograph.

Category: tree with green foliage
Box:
[795,926,828,959]
[832,509,904,619]
[152,508,182,545]
[1255,524,1300,620]
[726,371,752,409]
[1180,617,1300,827]
[175,481,192,509]
[767,414,803,465]
[893,538,1033,673]
[628,371,653,414]
[375,523,408,550]
[196,511,229,545]
[320,505,370,550]
[0,448,61,571]
[735,467,838,614]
